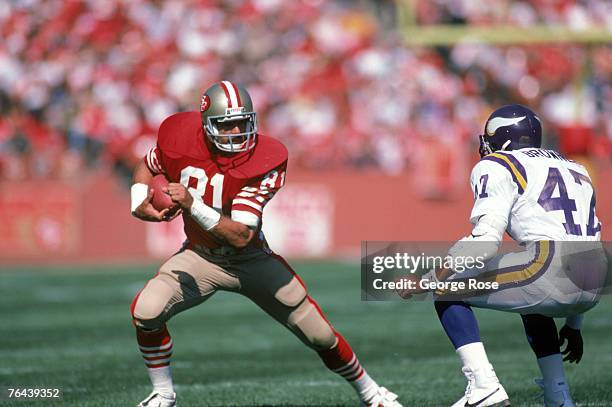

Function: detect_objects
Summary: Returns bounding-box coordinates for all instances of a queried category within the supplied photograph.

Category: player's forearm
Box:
[131,160,156,215]
[208,217,255,249]
[188,198,254,248]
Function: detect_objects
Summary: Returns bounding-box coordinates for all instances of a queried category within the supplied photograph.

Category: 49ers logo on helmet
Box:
[200,95,211,112]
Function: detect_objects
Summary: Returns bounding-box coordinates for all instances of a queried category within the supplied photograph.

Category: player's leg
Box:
[130,249,239,406]
[437,242,573,406]
[433,255,518,405]
[434,300,509,407]
[521,314,575,407]
[434,245,559,406]
[131,298,176,407]
[237,252,401,406]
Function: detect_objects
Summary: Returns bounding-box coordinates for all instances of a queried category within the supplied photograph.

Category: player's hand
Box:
[395,274,427,299]
[164,183,194,210]
[162,206,183,222]
[133,189,171,222]
[559,324,583,363]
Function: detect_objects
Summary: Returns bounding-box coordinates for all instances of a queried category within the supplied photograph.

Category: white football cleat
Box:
[137,391,176,407]
[535,378,575,407]
[360,386,402,407]
[451,365,510,407]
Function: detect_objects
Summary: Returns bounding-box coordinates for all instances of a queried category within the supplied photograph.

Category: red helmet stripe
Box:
[221,81,241,107]
[219,81,233,108]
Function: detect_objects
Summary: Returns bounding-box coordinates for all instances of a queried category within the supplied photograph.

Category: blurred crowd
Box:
[0,0,610,183]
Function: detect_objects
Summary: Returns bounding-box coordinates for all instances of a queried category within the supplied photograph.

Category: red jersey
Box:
[144,112,287,249]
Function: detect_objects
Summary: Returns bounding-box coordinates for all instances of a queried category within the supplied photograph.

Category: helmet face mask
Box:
[478,134,494,158]
[200,81,258,153]
[205,111,257,153]
[479,104,542,158]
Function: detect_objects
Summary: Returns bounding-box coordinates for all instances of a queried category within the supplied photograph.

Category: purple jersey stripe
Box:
[495,152,528,182]
[481,155,525,194]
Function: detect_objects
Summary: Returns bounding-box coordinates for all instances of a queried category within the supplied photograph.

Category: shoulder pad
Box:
[227,135,288,179]
[157,111,207,159]
[480,151,527,194]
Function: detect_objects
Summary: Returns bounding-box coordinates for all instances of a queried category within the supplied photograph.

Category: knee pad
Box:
[288,298,336,351]
[131,277,175,329]
[275,276,307,307]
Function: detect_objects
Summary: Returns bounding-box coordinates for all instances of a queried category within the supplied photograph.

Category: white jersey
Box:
[469,148,601,243]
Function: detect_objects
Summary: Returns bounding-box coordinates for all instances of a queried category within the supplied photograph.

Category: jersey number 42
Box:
[538,167,600,237]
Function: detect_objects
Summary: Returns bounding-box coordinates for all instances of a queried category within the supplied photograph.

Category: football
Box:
[149,174,175,212]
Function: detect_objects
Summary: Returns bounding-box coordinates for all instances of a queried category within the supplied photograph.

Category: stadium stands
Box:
[0,0,610,182]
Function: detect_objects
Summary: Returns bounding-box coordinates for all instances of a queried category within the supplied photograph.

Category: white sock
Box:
[147,366,175,397]
[351,370,378,402]
[456,342,491,371]
[537,353,567,386]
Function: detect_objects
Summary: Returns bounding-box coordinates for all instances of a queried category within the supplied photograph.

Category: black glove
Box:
[558,324,583,363]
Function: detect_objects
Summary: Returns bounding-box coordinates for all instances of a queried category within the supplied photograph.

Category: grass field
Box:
[1,261,611,406]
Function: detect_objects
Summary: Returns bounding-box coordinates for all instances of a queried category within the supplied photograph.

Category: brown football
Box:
[149,175,175,211]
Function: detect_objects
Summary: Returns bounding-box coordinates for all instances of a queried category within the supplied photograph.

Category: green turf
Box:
[1,262,611,406]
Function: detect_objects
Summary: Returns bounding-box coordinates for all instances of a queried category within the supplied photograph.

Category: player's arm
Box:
[162,183,254,248]
[411,161,516,292]
[209,216,255,248]
[131,148,173,222]
[447,160,517,265]
[165,164,286,249]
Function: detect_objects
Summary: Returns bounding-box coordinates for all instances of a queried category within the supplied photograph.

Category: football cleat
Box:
[137,391,176,407]
[360,386,402,407]
[534,378,575,407]
[451,365,510,407]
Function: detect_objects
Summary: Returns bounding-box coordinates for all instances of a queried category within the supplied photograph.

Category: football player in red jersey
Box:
[130,81,402,407]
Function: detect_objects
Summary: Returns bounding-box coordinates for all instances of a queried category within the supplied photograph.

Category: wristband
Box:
[190,198,221,230]
[131,183,148,213]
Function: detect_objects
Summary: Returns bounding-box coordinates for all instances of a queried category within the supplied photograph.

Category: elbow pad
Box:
[448,214,507,267]
[471,214,507,242]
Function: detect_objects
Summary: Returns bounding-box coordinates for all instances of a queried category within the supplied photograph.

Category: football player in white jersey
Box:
[408,105,607,407]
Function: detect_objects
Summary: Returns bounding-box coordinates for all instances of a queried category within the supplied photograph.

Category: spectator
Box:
[0,0,609,182]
